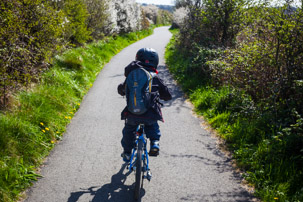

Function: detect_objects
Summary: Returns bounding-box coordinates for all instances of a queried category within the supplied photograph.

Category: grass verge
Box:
[0,28,153,202]
[165,29,303,202]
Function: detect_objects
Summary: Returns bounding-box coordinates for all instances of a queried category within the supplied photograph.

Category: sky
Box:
[135,0,175,5]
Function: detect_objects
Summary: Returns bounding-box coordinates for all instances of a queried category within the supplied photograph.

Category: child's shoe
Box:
[121,151,131,162]
[149,140,160,156]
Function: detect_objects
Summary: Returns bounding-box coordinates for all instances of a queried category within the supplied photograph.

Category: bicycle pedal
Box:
[148,152,159,157]
[149,149,159,156]
[144,171,152,181]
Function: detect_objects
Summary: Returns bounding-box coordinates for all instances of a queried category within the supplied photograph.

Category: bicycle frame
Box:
[128,124,151,180]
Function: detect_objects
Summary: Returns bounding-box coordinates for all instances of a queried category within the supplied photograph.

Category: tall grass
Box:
[165,29,303,202]
[0,28,153,202]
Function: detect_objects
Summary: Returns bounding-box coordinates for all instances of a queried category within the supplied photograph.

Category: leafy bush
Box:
[142,5,159,24]
[85,0,109,39]
[0,0,145,109]
[172,7,188,28]
[156,9,173,25]
[141,9,150,30]
[176,0,246,51]
[62,0,92,44]
[107,0,142,34]
[166,2,303,197]
[213,4,303,137]
[142,5,172,26]
[0,0,65,108]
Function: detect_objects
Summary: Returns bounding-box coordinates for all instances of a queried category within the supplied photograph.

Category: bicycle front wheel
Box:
[134,140,143,200]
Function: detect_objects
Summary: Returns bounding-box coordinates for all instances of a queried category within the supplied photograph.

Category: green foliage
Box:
[203,0,246,46]
[156,9,173,25]
[219,4,303,107]
[211,8,303,199]
[166,32,223,89]
[0,28,152,202]
[63,0,92,45]
[142,5,172,27]
[85,0,109,39]
[177,0,246,51]
[0,0,65,107]
[1,0,148,109]
[166,25,303,201]
[141,10,150,30]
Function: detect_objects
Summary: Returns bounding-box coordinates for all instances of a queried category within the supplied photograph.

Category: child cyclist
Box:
[117,48,172,162]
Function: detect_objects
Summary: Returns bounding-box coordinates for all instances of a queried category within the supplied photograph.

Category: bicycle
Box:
[127,124,152,200]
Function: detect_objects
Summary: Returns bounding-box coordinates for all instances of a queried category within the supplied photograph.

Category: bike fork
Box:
[143,147,152,181]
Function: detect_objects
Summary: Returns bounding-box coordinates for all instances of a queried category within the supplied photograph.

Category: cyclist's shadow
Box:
[67,163,145,202]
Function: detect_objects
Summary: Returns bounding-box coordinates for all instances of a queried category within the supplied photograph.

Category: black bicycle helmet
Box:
[135,48,159,68]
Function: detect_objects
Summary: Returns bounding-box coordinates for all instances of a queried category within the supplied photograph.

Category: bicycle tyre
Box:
[134,140,143,200]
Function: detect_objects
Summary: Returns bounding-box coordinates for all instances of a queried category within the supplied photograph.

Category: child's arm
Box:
[157,77,172,101]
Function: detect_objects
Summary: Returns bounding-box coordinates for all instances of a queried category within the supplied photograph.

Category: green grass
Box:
[165,29,303,202]
[0,28,153,202]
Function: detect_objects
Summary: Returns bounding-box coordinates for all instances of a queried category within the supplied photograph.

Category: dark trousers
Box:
[121,122,161,153]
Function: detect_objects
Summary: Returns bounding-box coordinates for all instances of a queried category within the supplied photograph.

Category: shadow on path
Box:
[180,189,256,202]
[67,164,145,202]
[157,65,190,112]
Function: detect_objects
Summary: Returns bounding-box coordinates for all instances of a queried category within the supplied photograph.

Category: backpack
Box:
[125,67,156,115]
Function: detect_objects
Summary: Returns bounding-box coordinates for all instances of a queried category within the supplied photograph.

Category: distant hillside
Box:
[141,3,174,12]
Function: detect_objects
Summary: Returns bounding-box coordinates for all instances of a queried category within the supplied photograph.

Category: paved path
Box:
[25,27,256,202]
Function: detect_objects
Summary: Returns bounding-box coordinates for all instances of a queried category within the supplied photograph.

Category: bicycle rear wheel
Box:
[134,140,143,200]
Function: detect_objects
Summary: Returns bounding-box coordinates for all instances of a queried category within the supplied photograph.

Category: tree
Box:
[172,7,189,28]
[177,0,246,51]
[85,0,109,39]
[63,0,91,44]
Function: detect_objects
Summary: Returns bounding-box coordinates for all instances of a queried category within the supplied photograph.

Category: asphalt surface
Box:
[24,27,256,202]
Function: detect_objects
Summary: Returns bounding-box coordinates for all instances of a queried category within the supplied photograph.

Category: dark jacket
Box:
[118,61,172,122]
